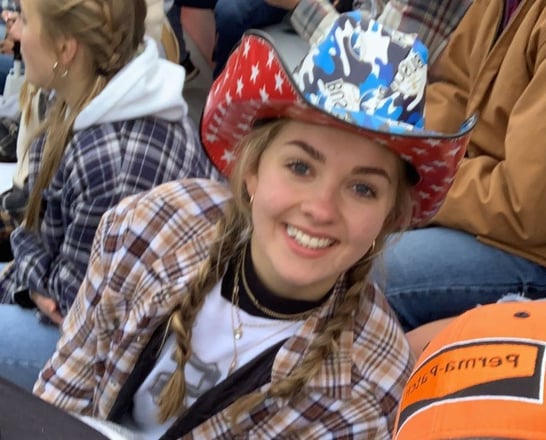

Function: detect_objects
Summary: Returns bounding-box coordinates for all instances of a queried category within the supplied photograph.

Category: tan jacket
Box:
[427,0,546,266]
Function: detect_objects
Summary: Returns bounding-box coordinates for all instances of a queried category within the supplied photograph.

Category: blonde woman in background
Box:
[0,0,180,263]
[0,0,219,391]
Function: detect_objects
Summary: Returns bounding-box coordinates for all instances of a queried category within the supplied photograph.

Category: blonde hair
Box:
[157,119,413,424]
[23,0,147,230]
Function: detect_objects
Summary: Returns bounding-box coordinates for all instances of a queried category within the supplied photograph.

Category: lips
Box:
[286,224,335,249]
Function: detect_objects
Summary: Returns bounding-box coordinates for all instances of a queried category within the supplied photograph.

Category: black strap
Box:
[161,339,286,439]
[108,320,170,423]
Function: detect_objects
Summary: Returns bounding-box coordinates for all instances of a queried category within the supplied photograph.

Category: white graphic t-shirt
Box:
[124,279,303,439]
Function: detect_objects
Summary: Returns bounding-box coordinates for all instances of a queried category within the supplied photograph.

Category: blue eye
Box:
[288,160,310,176]
[353,183,377,198]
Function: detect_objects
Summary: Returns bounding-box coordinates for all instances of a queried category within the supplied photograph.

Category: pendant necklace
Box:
[228,251,301,374]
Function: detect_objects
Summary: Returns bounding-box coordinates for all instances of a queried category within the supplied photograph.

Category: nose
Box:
[300,185,340,224]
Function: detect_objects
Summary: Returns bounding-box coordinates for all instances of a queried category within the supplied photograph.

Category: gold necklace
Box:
[229,261,242,374]
[240,245,315,321]
[228,253,299,374]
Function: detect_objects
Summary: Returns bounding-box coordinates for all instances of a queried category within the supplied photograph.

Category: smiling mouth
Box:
[286,224,335,250]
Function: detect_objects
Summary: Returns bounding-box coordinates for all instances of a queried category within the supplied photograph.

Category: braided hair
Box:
[157,119,413,424]
[24,0,147,230]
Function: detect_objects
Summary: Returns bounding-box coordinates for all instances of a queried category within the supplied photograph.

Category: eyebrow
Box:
[353,166,392,184]
[289,140,325,162]
[288,139,393,184]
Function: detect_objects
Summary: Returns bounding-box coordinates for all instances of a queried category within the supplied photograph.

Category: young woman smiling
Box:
[34,10,474,439]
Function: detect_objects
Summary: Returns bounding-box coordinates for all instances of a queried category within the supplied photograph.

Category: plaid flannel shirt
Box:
[379,0,473,62]
[35,178,414,439]
[292,0,473,63]
[0,116,221,314]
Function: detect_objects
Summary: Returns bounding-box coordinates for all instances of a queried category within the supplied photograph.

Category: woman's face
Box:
[245,120,400,302]
[18,0,58,88]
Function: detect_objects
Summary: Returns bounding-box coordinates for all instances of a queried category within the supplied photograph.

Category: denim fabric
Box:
[0,54,13,95]
[0,305,59,391]
[0,22,14,94]
[213,0,287,78]
[376,227,546,331]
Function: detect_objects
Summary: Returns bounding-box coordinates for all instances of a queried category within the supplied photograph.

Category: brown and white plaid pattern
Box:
[35,178,414,438]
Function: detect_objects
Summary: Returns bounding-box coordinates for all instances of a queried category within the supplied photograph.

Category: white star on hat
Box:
[250,63,260,83]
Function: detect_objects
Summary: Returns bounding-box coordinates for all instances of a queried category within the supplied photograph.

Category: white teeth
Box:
[286,225,334,249]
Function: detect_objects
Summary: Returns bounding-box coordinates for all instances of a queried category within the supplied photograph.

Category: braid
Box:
[23,0,146,230]
[227,155,412,425]
[157,119,414,427]
[157,208,246,422]
[156,122,284,422]
[94,1,124,77]
[155,255,217,422]
[97,1,116,73]
[227,246,378,426]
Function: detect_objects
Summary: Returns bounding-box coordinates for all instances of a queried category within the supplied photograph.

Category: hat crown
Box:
[295,13,428,133]
[201,10,475,226]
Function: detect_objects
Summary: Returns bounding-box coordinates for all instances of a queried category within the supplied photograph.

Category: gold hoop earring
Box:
[370,240,376,253]
[52,61,68,78]
[249,194,254,205]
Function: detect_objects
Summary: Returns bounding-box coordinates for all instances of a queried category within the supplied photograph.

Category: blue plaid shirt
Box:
[0,115,222,314]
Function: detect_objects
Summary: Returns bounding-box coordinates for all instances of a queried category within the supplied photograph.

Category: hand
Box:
[30,291,63,325]
[264,0,300,10]
[0,38,14,55]
[1,11,19,39]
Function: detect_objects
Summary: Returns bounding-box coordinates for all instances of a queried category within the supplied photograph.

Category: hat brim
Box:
[201,30,476,225]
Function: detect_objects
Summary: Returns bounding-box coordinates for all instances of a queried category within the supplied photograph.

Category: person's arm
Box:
[32,206,119,415]
[12,119,198,315]
[34,179,232,415]
[430,6,546,252]
[9,134,129,315]
[420,2,477,133]
[144,0,165,44]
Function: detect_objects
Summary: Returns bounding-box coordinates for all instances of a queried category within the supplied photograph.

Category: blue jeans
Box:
[0,54,14,94]
[0,22,13,94]
[379,227,546,331]
[213,0,287,77]
[0,306,60,391]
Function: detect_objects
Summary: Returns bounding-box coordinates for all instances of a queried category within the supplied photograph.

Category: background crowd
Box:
[0,0,544,438]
